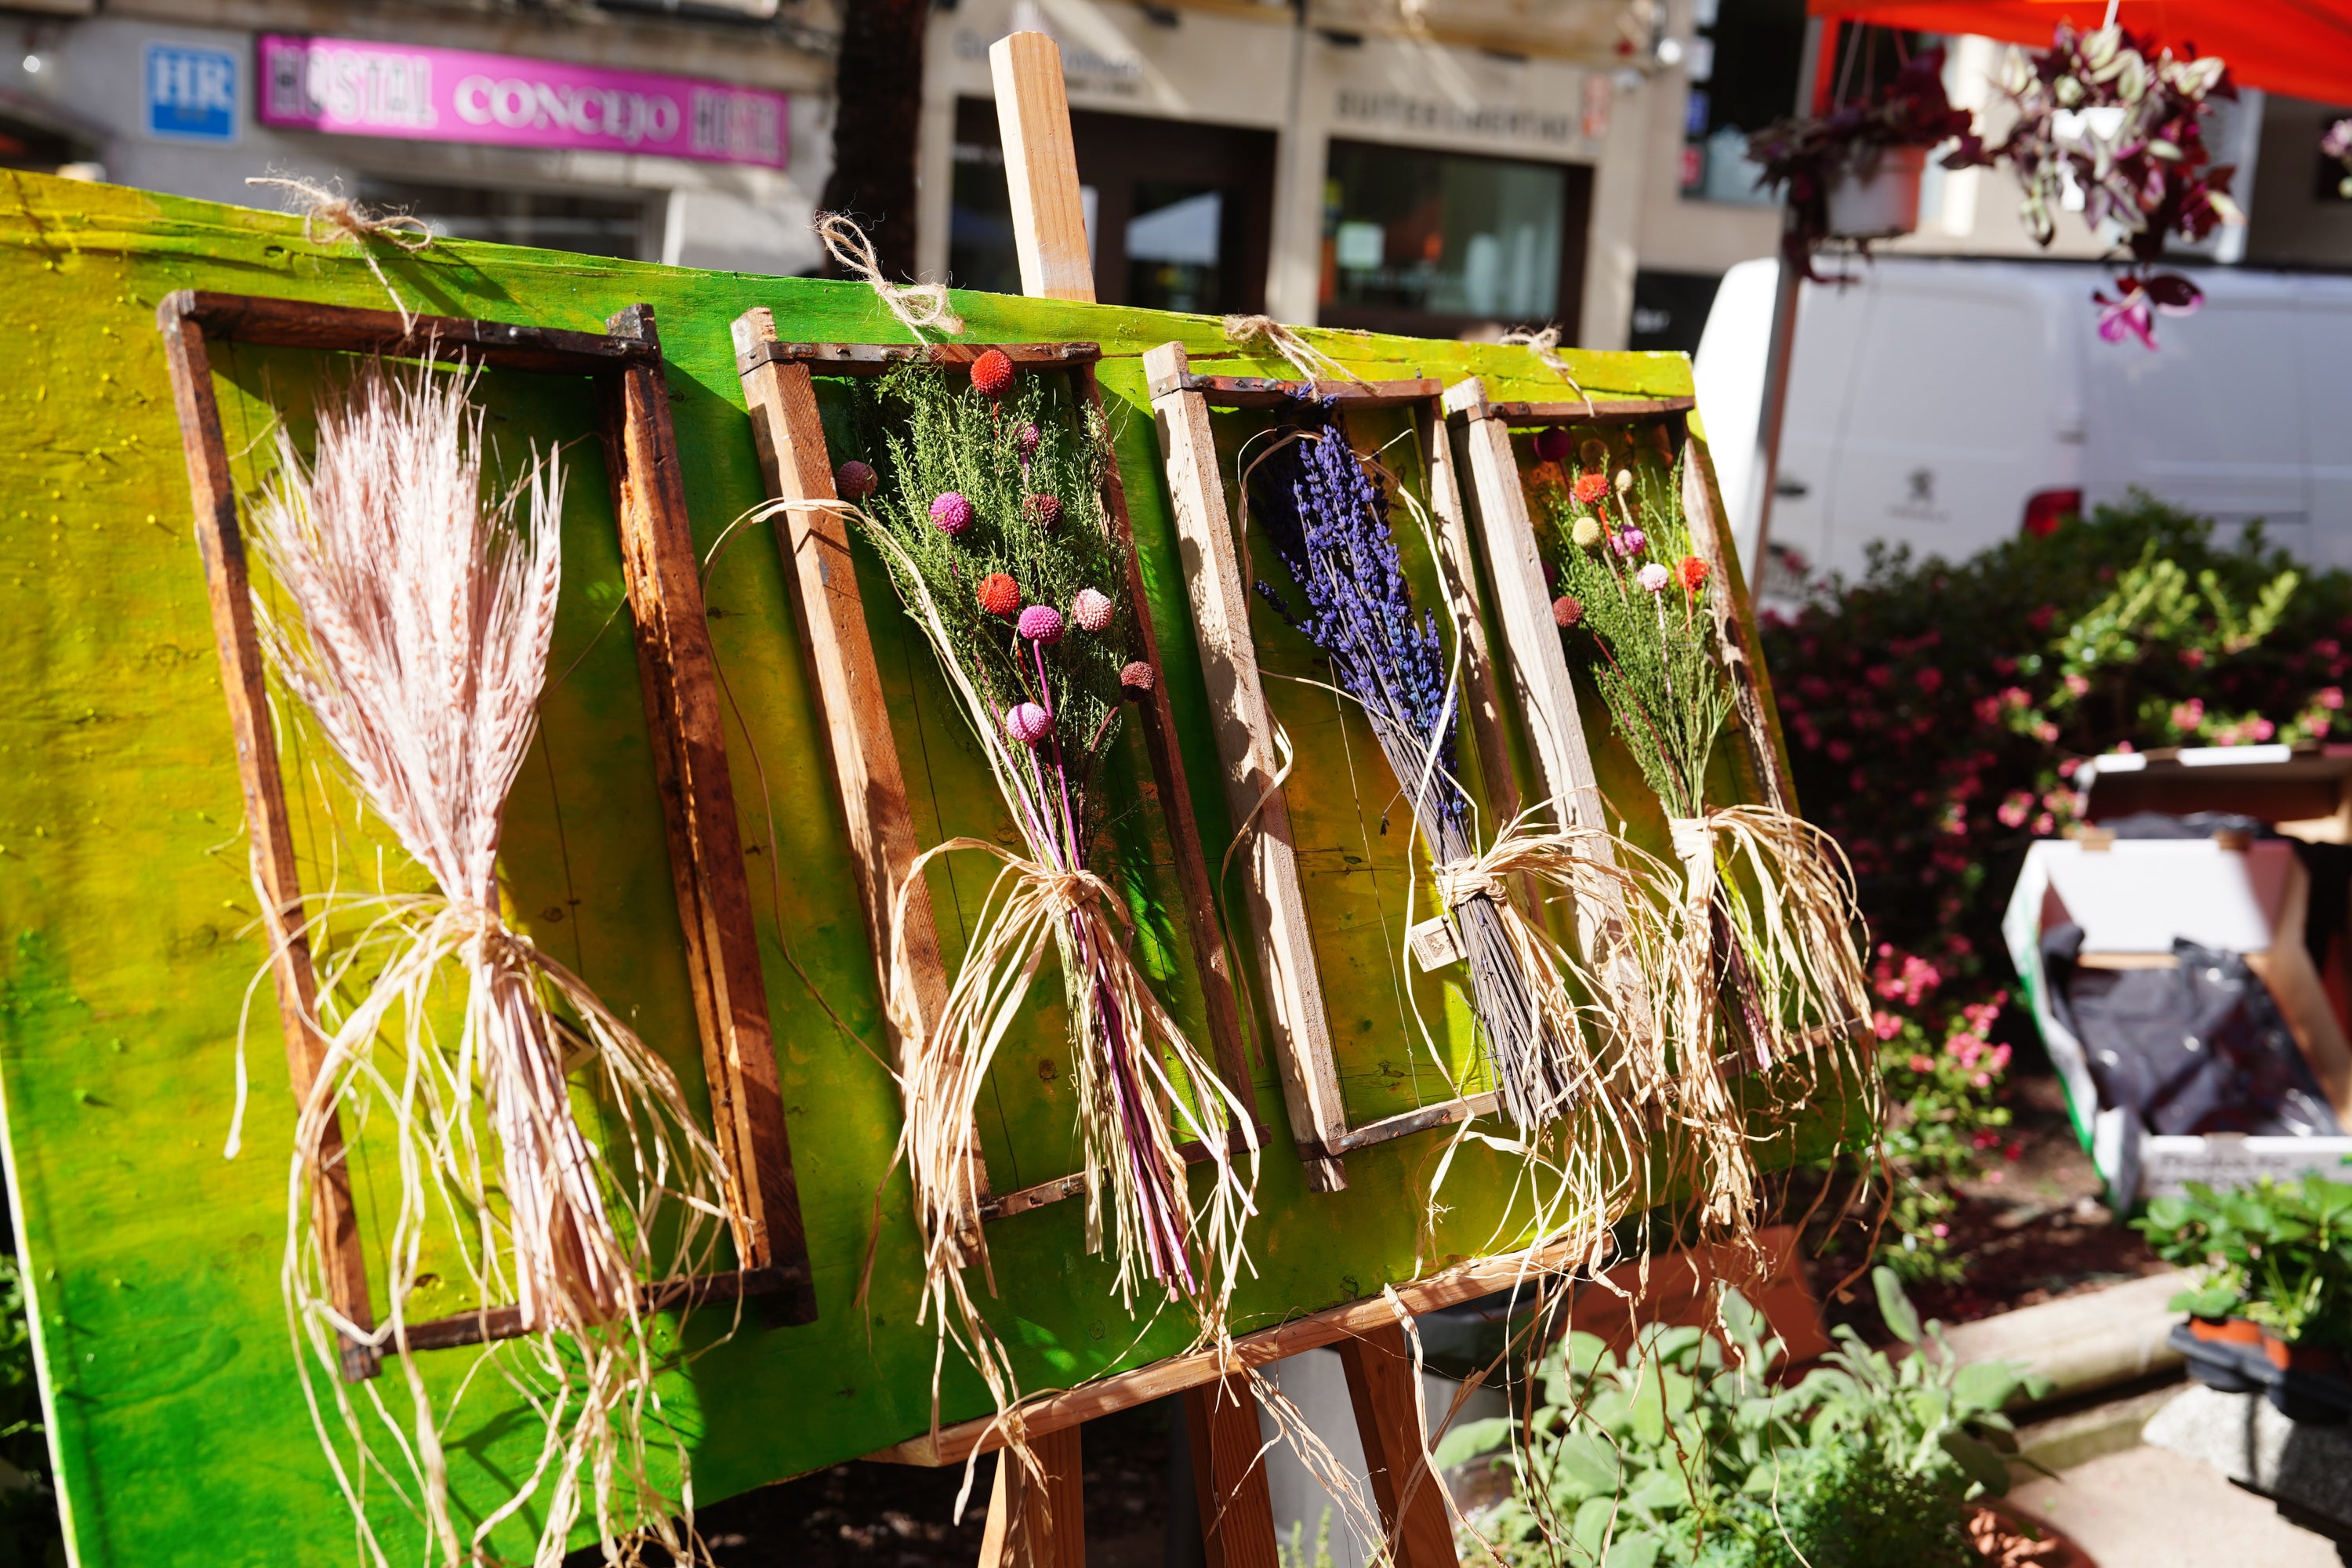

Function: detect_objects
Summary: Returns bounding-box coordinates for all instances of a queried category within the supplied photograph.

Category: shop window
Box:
[1628,269,1724,356]
[1679,0,1806,206]
[1319,140,1590,340]
[947,99,1274,314]
[354,179,653,260]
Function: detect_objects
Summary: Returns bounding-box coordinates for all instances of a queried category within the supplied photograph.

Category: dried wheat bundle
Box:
[241,359,736,1567]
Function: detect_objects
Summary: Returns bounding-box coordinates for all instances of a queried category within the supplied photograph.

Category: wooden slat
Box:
[1298,1093,1501,1163]
[1423,404,1524,842]
[1186,1375,1280,1568]
[1482,394,1698,425]
[729,309,964,1207]
[1079,361,1258,1134]
[1145,372,1443,411]
[867,1222,1606,1468]
[990,31,1094,303]
[978,1422,1085,1568]
[604,305,816,1325]
[161,289,654,375]
[737,339,1100,378]
[392,1263,800,1355]
[1680,423,1796,812]
[156,301,380,1384]
[1145,341,1349,1194]
[1337,1321,1459,1568]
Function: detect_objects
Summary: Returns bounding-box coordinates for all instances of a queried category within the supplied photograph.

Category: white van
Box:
[1694,256,2352,590]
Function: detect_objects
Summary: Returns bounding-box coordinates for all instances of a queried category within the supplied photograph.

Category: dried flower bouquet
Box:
[840,353,1258,1425]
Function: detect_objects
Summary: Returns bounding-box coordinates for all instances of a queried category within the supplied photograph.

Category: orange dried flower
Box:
[1678,555,1710,591]
[1572,472,1609,506]
[977,572,1021,616]
[971,348,1015,398]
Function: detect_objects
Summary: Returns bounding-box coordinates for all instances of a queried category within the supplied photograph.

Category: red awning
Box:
[1806,1,2352,107]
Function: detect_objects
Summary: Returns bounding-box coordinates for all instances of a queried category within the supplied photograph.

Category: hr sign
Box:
[256,35,788,168]
[146,42,241,144]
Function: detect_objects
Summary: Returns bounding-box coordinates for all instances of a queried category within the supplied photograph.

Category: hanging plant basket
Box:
[1825,143,1926,241]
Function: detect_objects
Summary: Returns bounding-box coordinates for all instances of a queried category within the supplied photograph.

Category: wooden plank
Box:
[156,302,381,1384]
[1681,423,1795,812]
[1145,371,1443,411]
[1337,1321,1459,1568]
[1299,1093,1500,1163]
[162,289,654,375]
[728,309,962,1192]
[1483,395,1698,425]
[977,1422,1085,1568]
[990,31,1094,303]
[1185,1376,1280,1568]
[394,1264,800,1355]
[867,1221,1608,1468]
[604,304,816,1325]
[1145,340,1350,1194]
[1079,362,1258,1131]
[1558,1223,1829,1367]
[738,339,1101,377]
[1423,403,1523,842]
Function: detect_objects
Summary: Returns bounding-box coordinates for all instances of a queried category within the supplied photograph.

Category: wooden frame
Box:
[156,290,816,1380]
[1145,345,1601,1188]
[729,319,1254,1227]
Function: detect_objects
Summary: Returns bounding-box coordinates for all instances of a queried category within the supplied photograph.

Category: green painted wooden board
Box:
[0,171,1838,1566]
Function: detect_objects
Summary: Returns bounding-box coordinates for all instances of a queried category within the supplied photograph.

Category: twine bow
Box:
[1221,314,1368,387]
[245,176,432,332]
[1499,323,1596,416]
[815,211,966,339]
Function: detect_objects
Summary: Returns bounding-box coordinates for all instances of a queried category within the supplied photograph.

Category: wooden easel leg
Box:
[1186,1376,1280,1568]
[1338,1323,1459,1568]
[977,1425,1084,1568]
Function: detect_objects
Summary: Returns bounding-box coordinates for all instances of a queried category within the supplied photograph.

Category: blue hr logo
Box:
[146,43,239,143]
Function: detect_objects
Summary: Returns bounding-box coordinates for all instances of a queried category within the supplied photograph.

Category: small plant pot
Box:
[1824,144,1926,240]
[2259,1332,2352,1425]
[2172,1317,2265,1393]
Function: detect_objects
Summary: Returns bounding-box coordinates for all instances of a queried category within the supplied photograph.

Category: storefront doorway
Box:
[948,98,1276,315]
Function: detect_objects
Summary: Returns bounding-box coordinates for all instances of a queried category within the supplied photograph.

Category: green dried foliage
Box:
[849,363,1136,855]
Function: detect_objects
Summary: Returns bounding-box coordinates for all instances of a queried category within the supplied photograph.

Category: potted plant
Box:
[1947,24,2241,347]
[2140,1175,2352,1420]
[1438,1269,2078,1566]
[1748,45,1974,278]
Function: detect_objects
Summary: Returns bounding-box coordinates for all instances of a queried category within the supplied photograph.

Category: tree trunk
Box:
[819,0,932,282]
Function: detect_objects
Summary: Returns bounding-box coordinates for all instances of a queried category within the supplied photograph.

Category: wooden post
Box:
[977,1424,1085,1568]
[157,305,379,1383]
[604,305,815,1322]
[990,31,1095,303]
[728,309,960,1156]
[1145,340,1349,1193]
[1337,1322,1458,1568]
[1185,1376,1280,1568]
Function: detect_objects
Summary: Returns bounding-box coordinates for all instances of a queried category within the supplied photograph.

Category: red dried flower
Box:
[834,459,877,500]
[1025,493,1062,528]
[977,572,1021,617]
[1532,427,1574,463]
[1572,472,1609,506]
[1678,555,1709,591]
[1552,594,1583,628]
[971,348,1015,398]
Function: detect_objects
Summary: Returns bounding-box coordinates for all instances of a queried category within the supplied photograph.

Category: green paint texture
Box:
[0,171,1825,1565]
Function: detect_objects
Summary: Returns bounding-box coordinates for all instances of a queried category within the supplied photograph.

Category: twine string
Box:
[1221,314,1369,387]
[245,176,433,332]
[814,211,967,340]
[1498,324,1596,417]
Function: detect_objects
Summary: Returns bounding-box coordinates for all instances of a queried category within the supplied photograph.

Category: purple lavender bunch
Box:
[1251,405,1469,845]
[1250,403,1571,1127]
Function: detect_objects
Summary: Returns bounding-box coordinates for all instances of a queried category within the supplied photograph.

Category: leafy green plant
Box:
[1443,1270,2045,1567]
[2138,1176,2352,1345]
[1864,976,2016,1284]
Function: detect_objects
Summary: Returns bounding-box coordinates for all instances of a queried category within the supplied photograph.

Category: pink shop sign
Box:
[256,35,788,168]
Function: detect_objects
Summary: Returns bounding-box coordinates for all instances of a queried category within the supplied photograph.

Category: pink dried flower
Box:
[1614,527,1649,557]
[1017,604,1065,645]
[930,492,975,536]
[1118,659,1156,699]
[1552,594,1584,628]
[1018,422,1042,460]
[1004,702,1052,745]
[1637,562,1671,593]
[1072,588,1114,632]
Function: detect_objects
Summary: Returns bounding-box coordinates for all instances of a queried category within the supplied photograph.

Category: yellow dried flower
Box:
[1571,515,1604,549]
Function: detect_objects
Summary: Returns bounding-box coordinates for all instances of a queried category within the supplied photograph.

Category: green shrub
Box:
[2138,1175,2352,1345]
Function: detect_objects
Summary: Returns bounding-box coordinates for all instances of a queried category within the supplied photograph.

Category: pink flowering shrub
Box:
[1868,951,2018,1282]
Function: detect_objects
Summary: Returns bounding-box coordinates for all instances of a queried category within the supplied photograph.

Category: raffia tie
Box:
[815,211,966,339]
[1221,314,1368,387]
[1498,324,1595,416]
[245,176,432,332]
